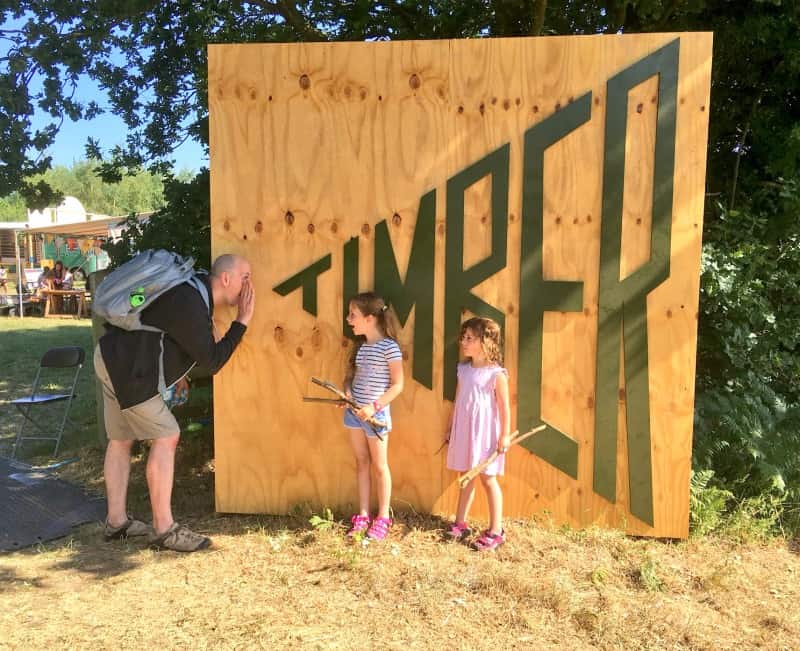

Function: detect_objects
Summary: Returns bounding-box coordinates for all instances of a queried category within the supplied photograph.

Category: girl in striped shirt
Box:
[343,292,404,540]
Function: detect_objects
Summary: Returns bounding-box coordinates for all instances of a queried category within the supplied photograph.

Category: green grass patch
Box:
[0,318,99,459]
[0,317,214,462]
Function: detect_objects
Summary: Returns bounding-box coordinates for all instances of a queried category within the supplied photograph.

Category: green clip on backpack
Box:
[93,249,210,399]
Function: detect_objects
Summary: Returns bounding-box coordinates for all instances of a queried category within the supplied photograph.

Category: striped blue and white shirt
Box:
[351,338,403,406]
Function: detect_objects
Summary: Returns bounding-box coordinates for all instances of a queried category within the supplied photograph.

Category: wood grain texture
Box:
[209,34,712,537]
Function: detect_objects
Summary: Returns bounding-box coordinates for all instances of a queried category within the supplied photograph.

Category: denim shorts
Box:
[343,407,391,438]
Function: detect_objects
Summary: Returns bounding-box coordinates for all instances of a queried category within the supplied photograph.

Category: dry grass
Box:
[2,320,799,649]
[1,442,799,650]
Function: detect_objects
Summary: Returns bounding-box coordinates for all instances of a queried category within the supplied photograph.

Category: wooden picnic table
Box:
[42,289,89,319]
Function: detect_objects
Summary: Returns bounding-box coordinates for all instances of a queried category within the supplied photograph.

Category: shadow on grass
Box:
[34,512,321,581]
[13,435,314,580]
[1,323,454,580]
[21,435,455,580]
[41,533,144,579]
[0,564,48,591]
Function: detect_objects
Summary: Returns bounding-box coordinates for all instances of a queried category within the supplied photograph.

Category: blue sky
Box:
[5,13,207,175]
[30,75,207,174]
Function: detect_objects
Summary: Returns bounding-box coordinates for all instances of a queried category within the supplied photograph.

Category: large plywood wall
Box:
[208,34,712,538]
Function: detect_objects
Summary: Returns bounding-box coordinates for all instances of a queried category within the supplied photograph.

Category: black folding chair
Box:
[11,346,85,458]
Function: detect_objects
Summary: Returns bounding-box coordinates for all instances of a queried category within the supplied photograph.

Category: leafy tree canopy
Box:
[3,0,800,518]
[2,1,797,208]
[0,192,25,222]
[0,160,182,221]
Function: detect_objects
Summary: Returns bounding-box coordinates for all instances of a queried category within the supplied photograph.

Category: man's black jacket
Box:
[99,275,246,409]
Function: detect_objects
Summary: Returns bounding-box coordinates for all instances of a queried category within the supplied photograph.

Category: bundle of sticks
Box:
[458,424,546,488]
[303,376,385,440]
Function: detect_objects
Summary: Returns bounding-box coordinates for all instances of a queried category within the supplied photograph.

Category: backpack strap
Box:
[157,274,211,399]
[157,333,168,397]
[188,274,211,313]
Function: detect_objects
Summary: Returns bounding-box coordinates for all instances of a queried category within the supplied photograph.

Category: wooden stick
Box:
[309,377,386,440]
[302,396,347,404]
[311,377,357,406]
[457,424,546,488]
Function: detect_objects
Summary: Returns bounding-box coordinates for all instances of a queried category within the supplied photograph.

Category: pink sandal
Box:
[346,514,370,537]
[472,529,505,551]
[445,521,471,541]
[366,516,393,541]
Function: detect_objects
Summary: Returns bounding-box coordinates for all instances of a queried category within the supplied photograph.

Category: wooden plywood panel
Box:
[209,41,453,514]
[209,33,712,538]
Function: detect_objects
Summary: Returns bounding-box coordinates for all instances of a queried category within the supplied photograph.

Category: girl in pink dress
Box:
[444,317,511,551]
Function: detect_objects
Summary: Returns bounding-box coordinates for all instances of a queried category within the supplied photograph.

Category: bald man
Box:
[96,254,255,551]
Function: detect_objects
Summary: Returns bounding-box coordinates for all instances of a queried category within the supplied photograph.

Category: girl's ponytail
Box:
[349,292,398,340]
[345,292,399,383]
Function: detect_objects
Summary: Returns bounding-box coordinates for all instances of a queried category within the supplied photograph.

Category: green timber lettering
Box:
[272,40,680,526]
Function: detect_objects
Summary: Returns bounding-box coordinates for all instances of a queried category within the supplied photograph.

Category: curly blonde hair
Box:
[460,316,503,365]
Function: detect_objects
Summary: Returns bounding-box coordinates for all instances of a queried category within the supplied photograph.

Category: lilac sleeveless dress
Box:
[446,362,508,476]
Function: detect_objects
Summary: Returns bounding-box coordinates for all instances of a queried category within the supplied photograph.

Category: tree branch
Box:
[604,0,627,33]
[654,0,684,31]
[730,90,764,211]
[247,0,327,41]
[532,0,547,36]
[277,0,328,41]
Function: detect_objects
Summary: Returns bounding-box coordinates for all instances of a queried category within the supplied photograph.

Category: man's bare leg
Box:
[147,433,180,534]
[104,439,134,527]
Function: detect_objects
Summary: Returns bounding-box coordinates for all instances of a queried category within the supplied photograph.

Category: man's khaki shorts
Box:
[94,345,179,441]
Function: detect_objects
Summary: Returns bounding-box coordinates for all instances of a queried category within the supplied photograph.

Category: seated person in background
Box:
[62,269,76,312]
[52,260,66,289]
[37,269,54,297]
[51,260,66,312]
[37,266,51,288]
[0,265,7,295]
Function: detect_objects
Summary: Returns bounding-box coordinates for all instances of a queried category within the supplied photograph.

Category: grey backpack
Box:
[93,249,209,330]
[93,249,210,396]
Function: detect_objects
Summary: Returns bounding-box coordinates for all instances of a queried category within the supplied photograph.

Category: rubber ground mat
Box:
[0,457,106,552]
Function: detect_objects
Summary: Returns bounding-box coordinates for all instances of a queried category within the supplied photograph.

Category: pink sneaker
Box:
[366,516,393,541]
[346,514,370,537]
[444,521,471,542]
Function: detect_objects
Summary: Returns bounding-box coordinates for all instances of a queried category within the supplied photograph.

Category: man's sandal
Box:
[148,523,211,552]
[366,516,393,541]
[444,521,471,542]
[472,529,505,552]
[103,515,152,541]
